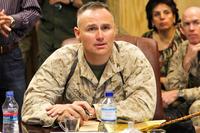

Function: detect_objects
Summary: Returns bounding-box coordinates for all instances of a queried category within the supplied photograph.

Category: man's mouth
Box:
[95,43,106,48]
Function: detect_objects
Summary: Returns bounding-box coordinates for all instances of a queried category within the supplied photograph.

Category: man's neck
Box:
[84,53,111,65]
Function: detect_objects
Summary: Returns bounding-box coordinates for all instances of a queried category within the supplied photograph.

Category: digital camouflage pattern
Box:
[22,41,156,127]
[167,40,200,126]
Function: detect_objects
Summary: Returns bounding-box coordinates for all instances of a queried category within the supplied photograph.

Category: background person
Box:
[142,0,185,90]
[142,0,189,120]
[22,2,156,127]
[0,0,40,120]
[142,1,195,132]
[37,0,107,67]
[166,6,200,130]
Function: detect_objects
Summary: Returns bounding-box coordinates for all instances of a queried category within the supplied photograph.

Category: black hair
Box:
[145,0,180,30]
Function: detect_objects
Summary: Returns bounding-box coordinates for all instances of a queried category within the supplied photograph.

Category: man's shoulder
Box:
[46,43,81,63]
[115,40,142,54]
[57,43,81,54]
[114,41,146,60]
[178,40,189,52]
[115,40,138,49]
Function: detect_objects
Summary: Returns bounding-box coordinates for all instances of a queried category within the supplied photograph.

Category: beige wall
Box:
[107,0,200,36]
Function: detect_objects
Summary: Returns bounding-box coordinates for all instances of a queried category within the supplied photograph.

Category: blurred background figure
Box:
[142,0,185,90]
[37,0,107,67]
[0,0,40,121]
[170,6,200,129]
[142,1,196,132]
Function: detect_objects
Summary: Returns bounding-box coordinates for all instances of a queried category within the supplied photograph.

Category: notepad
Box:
[79,120,100,132]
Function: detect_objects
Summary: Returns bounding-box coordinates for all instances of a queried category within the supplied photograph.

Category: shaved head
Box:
[183,7,200,19]
[182,6,200,44]
[76,2,112,27]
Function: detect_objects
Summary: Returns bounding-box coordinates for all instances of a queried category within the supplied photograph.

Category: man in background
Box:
[0,0,40,120]
[163,6,200,131]
[37,0,106,67]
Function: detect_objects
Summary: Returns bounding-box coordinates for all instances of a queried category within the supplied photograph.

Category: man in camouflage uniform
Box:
[21,2,156,127]
[162,7,200,127]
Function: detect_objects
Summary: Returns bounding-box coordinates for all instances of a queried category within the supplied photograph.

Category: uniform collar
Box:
[77,43,124,87]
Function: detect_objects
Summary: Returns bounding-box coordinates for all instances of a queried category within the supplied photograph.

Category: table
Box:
[0,120,163,133]
[22,123,64,133]
[0,121,127,133]
[0,120,195,133]
[0,122,63,133]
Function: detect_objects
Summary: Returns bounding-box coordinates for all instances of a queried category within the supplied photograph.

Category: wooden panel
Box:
[107,0,200,36]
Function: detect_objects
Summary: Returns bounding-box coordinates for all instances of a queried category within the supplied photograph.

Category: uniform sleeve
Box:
[94,46,157,122]
[11,0,41,40]
[182,87,200,101]
[164,41,189,90]
[115,50,156,122]
[22,51,70,127]
[12,0,41,29]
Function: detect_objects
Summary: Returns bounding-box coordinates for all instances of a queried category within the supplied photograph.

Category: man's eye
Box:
[194,21,200,26]
[101,25,111,31]
[87,27,97,32]
[183,22,189,27]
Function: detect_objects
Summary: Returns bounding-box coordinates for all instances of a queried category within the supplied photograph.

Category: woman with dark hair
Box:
[143,1,195,132]
[143,0,185,89]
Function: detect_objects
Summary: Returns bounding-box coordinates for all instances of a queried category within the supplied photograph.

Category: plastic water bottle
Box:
[2,91,19,133]
[101,91,117,132]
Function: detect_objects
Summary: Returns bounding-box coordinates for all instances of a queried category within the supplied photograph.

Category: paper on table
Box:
[79,120,100,132]
[74,120,166,132]
[134,120,166,131]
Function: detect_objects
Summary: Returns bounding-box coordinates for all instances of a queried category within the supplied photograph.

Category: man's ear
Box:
[180,24,185,36]
[179,23,188,40]
[74,27,80,41]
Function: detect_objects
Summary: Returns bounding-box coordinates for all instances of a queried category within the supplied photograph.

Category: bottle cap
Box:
[105,91,113,97]
[6,91,14,97]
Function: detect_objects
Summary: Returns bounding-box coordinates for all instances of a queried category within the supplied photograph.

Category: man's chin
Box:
[189,39,200,45]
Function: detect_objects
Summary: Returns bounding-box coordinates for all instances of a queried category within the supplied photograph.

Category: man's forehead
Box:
[183,7,200,20]
[78,8,111,18]
[77,8,114,26]
[183,15,200,23]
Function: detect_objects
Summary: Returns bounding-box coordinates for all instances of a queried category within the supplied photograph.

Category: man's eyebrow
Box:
[86,24,96,27]
[184,19,200,23]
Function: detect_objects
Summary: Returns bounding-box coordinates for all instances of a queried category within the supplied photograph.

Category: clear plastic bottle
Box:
[101,91,117,133]
[2,91,19,133]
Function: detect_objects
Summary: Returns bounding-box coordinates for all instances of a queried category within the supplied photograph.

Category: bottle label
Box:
[101,106,116,121]
[3,112,18,123]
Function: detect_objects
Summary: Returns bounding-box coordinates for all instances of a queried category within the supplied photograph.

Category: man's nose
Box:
[96,29,104,41]
[189,24,195,31]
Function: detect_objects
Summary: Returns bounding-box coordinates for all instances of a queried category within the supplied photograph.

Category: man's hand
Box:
[46,101,95,125]
[0,10,12,37]
[162,90,179,108]
[183,43,200,72]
